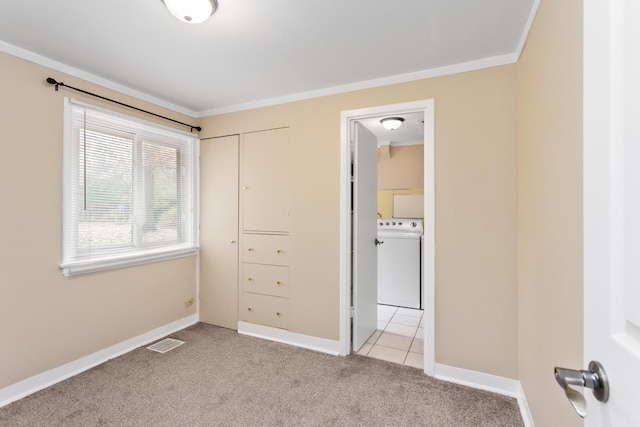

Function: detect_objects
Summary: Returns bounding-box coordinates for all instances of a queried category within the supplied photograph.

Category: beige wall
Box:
[516,0,583,425]
[377,144,424,190]
[377,189,424,220]
[200,65,519,378]
[377,144,424,219]
[0,52,198,389]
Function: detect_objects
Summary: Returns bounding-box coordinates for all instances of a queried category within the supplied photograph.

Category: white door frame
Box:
[339,99,435,376]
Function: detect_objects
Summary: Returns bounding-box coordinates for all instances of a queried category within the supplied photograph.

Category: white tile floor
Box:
[357,304,425,369]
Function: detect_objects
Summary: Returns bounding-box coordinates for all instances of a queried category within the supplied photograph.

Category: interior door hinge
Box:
[349,306,355,318]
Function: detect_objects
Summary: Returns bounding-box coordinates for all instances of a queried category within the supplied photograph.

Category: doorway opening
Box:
[339,100,435,375]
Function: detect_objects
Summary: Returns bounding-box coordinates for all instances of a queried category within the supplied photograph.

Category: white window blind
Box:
[61,98,199,276]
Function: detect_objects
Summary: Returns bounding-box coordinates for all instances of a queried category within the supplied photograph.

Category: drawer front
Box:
[241,292,289,329]
[242,234,289,266]
[242,263,289,298]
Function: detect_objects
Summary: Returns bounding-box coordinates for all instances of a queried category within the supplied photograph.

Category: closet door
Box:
[200,135,239,329]
[242,128,290,233]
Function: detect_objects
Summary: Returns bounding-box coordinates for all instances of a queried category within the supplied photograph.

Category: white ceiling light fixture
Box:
[380,117,405,131]
[162,0,218,24]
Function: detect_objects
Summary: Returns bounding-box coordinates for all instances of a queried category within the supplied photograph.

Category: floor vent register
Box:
[147,338,185,353]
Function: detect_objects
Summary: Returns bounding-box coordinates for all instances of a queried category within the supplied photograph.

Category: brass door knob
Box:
[230,239,236,244]
[247,307,252,311]
[276,249,282,254]
[276,281,282,285]
[276,312,281,316]
[248,277,254,281]
[243,186,248,190]
[248,248,254,252]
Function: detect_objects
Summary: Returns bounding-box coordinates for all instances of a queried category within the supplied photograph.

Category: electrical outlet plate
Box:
[184,297,195,308]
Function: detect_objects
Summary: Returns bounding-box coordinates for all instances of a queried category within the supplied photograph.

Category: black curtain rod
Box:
[46,77,202,133]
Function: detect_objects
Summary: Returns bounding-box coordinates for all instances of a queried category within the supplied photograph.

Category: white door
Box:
[352,122,378,351]
[199,135,239,329]
[583,0,640,425]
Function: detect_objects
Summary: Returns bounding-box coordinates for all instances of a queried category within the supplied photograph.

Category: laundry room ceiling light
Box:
[380,117,405,131]
[162,0,218,24]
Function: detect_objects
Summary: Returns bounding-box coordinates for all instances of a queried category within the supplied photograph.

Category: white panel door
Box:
[200,135,239,329]
[583,0,640,425]
[352,122,378,352]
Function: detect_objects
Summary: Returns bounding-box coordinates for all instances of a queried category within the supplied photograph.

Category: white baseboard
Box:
[516,382,535,427]
[0,314,198,408]
[434,363,534,427]
[237,321,341,356]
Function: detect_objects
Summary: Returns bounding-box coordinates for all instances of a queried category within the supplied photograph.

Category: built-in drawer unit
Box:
[242,234,289,266]
[241,292,289,329]
[242,263,289,298]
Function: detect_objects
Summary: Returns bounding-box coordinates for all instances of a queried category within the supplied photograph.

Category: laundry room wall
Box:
[377,143,424,189]
[200,64,519,379]
[377,143,424,219]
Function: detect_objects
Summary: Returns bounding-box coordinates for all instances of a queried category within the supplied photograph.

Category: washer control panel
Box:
[377,218,423,235]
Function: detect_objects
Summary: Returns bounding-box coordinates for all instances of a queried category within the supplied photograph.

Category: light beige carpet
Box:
[0,323,523,426]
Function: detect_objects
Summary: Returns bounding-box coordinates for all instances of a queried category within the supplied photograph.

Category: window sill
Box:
[60,247,198,277]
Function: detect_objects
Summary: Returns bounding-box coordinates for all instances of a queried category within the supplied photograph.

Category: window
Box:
[61,99,199,276]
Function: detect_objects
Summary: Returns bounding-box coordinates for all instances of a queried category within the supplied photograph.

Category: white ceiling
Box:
[0,0,537,117]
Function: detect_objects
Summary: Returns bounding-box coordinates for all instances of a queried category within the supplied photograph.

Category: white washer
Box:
[377,219,423,309]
